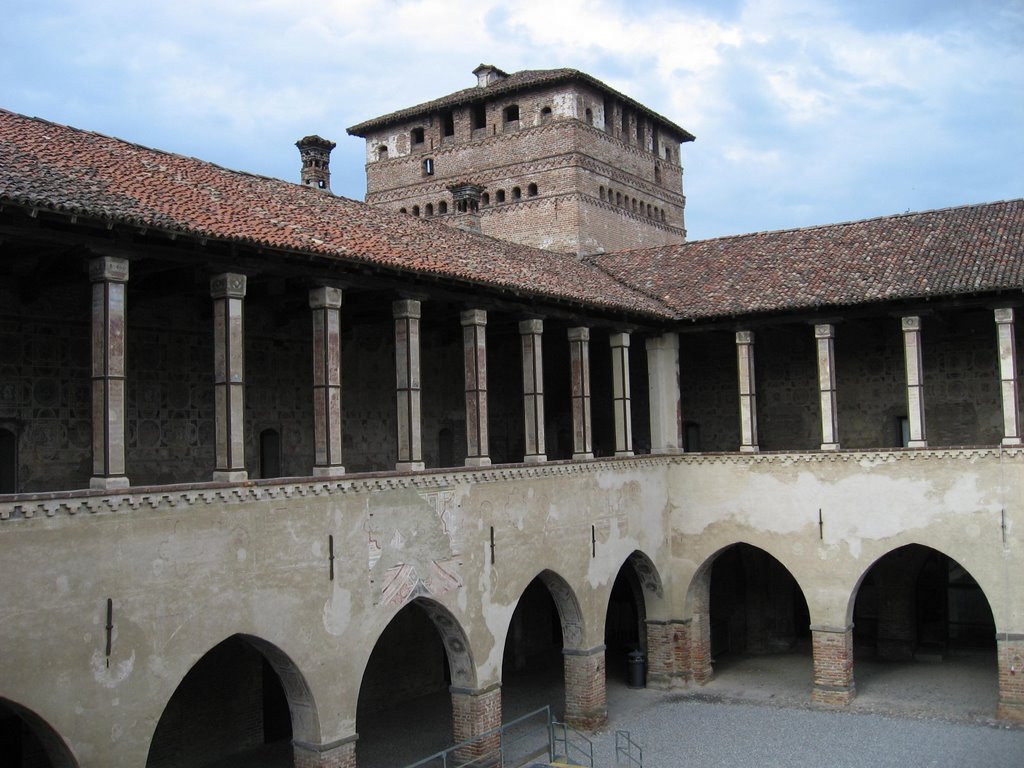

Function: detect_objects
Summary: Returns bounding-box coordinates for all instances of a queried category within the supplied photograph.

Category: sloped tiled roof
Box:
[590,201,1024,321]
[0,109,672,318]
[347,66,696,141]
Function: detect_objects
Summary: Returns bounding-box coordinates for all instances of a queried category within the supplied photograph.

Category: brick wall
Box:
[998,637,1024,722]
[645,620,691,688]
[811,628,855,706]
[451,686,502,760]
[563,649,608,731]
[294,739,357,768]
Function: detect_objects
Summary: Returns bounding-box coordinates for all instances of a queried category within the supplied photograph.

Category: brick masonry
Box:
[997,637,1024,722]
[294,738,357,768]
[563,648,608,731]
[811,627,856,706]
[450,686,502,759]
[645,620,691,688]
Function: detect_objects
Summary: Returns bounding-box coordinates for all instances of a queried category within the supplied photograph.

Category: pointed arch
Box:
[0,698,78,768]
[535,569,585,650]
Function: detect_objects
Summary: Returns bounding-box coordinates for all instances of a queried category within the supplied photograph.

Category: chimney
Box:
[448,183,485,233]
[295,135,337,192]
[472,64,508,88]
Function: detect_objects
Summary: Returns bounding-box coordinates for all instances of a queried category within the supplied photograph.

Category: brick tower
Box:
[347,65,695,255]
[295,134,337,192]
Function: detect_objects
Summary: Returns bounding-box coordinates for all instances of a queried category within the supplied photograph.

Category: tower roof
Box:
[347,66,696,141]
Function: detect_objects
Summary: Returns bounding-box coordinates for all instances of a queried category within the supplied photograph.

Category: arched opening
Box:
[851,544,997,713]
[542,106,554,123]
[259,428,281,479]
[511,187,521,200]
[438,201,448,214]
[376,145,388,161]
[0,698,77,768]
[0,427,16,493]
[502,572,583,721]
[481,193,489,207]
[584,107,593,125]
[357,599,474,768]
[604,552,663,687]
[412,205,420,217]
[496,190,506,204]
[146,635,311,768]
[425,203,434,217]
[527,183,538,197]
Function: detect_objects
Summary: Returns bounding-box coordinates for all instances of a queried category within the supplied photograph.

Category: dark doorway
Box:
[146,636,292,768]
[259,428,281,479]
[502,577,566,720]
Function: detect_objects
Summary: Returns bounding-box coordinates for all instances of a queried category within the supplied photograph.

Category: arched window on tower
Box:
[412,205,421,216]
[482,192,490,206]
[512,187,522,200]
[584,108,593,126]
[438,201,448,214]
[655,164,662,185]
[496,189,506,203]
[425,203,434,217]
[527,183,538,197]
[541,106,553,123]
[376,145,388,161]
[599,187,606,202]
[422,157,434,176]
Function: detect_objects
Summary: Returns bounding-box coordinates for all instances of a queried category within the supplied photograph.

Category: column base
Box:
[820,442,841,451]
[563,647,608,732]
[212,470,248,483]
[907,440,928,448]
[739,444,760,453]
[649,447,681,455]
[614,450,634,458]
[1002,437,1023,447]
[523,454,547,464]
[312,465,346,477]
[464,456,491,467]
[395,461,425,473]
[293,736,357,768]
[572,452,594,460]
[90,476,130,491]
[812,684,856,707]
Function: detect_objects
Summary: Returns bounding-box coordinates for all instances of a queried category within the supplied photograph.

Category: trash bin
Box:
[627,649,646,689]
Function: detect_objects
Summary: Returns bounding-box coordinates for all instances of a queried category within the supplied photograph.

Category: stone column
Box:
[394,299,424,472]
[645,619,691,689]
[293,736,357,768]
[451,685,502,761]
[461,309,490,466]
[995,308,1022,446]
[210,273,247,482]
[646,333,682,454]
[811,624,855,706]
[901,316,927,447]
[815,323,840,451]
[520,319,546,463]
[997,633,1024,722]
[568,327,593,460]
[309,287,345,476]
[736,330,759,452]
[563,647,608,731]
[89,256,130,490]
[610,332,634,457]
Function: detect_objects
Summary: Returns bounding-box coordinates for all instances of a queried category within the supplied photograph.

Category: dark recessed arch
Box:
[0,698,78,768]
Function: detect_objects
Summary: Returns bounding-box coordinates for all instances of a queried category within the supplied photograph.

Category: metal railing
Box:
[404,706,556,768]
[615,730,643,768]
[551,720,594,768]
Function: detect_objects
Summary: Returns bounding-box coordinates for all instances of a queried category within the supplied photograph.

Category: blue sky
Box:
[2,0,1022,240]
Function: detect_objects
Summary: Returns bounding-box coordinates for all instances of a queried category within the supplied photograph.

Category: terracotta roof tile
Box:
[0,109,671,318]
[589,201,1024,320]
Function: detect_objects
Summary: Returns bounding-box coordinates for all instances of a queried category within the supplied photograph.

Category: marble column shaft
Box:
[901,316,927,447]
[995,308,1022,446]
[646,333,682,454]
[394,299,424,471]
[211,273,248,482]
[736,330,759,452]
[520,319,546,462]
[310,286,344,476]
[568,327,593,460]
[815,323,840,450]
[610,331,633,457]
[462,309,490,466]
[89,256,130,490]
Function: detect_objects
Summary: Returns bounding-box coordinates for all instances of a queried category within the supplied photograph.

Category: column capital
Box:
[645,333,678,352]
[210,272,246,299]
[393,298,421,319]
[461,308,487,327]
[735,329,754,345]
[568,326,590,342]
[995,307,1016,324]
[814,323,835,339]
[309,285,343,310]
[89,255,129,283]
[900,315,921,331]
[519,318,543,335]
[609,331,631,348]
